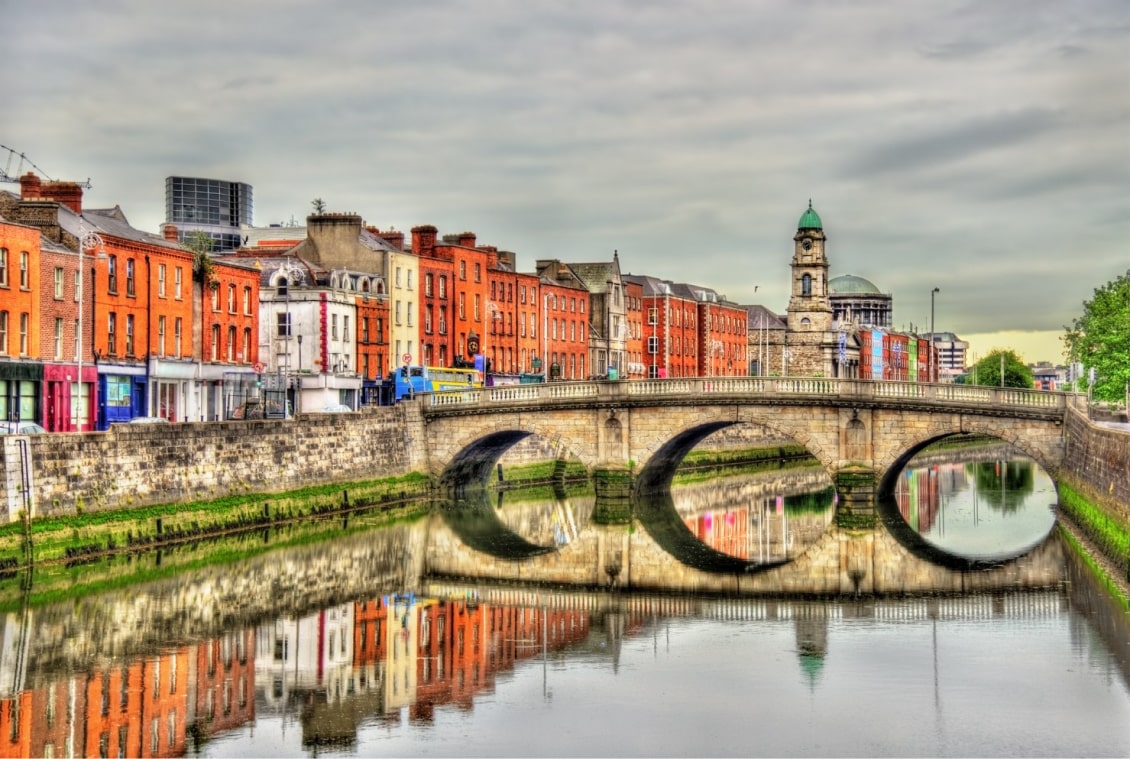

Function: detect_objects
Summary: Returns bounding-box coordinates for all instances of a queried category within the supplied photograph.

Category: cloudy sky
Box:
[5,0,1128,363]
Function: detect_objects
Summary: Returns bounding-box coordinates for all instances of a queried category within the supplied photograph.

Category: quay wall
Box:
[1062,406,1130,523]
[3,403,428,521]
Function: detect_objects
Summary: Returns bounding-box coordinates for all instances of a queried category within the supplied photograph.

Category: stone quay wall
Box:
[4,403,429,521]
[1062,406,1130,523]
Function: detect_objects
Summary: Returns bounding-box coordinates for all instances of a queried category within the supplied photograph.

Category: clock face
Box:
[802,240,812,251]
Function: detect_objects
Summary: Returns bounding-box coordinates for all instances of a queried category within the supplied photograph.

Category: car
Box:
[0,421,47,435]
[127,416,171,424]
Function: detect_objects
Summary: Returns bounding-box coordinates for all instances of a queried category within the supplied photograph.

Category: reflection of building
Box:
[193,630,256,742]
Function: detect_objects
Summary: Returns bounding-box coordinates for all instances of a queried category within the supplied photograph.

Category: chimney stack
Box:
[411,225,438,258]
[163,224,180,242]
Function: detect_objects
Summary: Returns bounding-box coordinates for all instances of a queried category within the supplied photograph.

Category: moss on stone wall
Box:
[0,472,430,572]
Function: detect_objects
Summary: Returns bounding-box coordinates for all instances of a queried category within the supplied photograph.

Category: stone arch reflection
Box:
[882,442,1057,567]
[636,463,838,571]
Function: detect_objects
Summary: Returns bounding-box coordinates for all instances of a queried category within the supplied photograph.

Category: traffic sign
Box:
[253,362,265,374]
[402,353,412,365]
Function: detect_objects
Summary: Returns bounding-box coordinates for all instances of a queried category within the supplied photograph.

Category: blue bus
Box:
[390,365,484,401]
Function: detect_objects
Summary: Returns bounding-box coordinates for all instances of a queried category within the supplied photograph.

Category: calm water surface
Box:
[1,447,1128,758]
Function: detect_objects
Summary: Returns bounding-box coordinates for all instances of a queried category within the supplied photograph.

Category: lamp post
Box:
[930,287,940,382]
[76,217,103,432]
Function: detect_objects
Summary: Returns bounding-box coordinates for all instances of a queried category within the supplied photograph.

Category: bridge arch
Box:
[874,417,1064,500]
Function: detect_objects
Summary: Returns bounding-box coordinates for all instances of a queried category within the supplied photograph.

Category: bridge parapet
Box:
[422,378,1077,419]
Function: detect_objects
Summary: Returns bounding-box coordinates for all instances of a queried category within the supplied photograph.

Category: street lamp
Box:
[930,287,940,382]
[76,217,103,431]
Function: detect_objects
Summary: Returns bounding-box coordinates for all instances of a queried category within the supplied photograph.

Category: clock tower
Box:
[785,201,837,376]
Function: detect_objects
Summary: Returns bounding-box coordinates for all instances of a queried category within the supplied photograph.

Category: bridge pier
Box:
[832,467,879,527]
[592,465,633,524]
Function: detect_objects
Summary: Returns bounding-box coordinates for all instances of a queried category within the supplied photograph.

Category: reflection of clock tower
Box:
[785,201,835,376]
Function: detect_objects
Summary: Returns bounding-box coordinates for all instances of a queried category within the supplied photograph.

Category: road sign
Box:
[402,353,412,365]
[253,362,265,374]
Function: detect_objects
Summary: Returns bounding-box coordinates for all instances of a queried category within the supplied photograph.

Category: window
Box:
[158,316,166,356]
[19,251,29,289]
[425,273,433,296]
[343,315,350,342]
[227,326,236,361]
[158,264,167,297]
[228,284,236,313]
[125,315,134,356]
[107,256,118,293]
[520,285,526,304]
[395,267,402,288]
[407,303,413,327]
[54,318,64,360]
[648,335,659,354]
[243,286,252,314]
[277,277,288,297]
[126,259,135,296]
[438,310,447,335]
[277,312,291,337]
[107,313,117,356]
[361,317,369,343]
[458,294,465,319]
[473,295,480,321]
[0,311,7,355]
[407,270,414,289]
[648,307,658,325]
[174,318,182,357]
[332,314,338,340]
[0,248,6,285]
[395,302,402,325]
[54,268,64,299]
[74,270,81,302]
[211,324,220,360]
[459,261,466,280]
[243,328,251,362]
[174,267,183,298]
[802,273,812,296]
[376,317,384,343]
[211,286,219,311]
[473,263,481,282]
[439,275,447,299]
[425,307,433,334]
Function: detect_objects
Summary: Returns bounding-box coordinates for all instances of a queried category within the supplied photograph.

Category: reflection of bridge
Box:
[417,378,1077,503]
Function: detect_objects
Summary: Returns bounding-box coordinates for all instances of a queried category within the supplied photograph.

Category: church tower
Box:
[784,201,837,377]
[786,200,832,333]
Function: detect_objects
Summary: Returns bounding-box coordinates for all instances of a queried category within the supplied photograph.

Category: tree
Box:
[1063,270,1130,403]
[311,197,327,213]
[968,349,1034,389]
[184,230,219,290]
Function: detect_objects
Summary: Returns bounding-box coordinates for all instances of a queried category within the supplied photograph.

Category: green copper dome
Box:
[798,200,822,230]
[830,274,881,294]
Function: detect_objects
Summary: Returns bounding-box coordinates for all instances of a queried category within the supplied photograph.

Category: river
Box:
[0,445,1127,757]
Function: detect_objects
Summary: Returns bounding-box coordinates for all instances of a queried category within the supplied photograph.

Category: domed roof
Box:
[830,274,881,294]
[798,200,822,230]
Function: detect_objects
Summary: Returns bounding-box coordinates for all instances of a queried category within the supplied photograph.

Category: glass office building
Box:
[165,176,253,251]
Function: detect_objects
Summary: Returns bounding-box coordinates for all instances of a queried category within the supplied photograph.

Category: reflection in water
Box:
[0,450,1127,756]
[3,569,1128,758]
[672,464,836,563]
[894,450,1057,562]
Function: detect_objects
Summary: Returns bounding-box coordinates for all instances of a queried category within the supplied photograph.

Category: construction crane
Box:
[1,144,91,188]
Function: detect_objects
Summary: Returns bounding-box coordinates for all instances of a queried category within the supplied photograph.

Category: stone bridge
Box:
[416,378,1080,505]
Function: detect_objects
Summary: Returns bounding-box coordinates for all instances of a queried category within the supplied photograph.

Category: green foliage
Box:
[968,349,1035,389]
[1063,270,1130,403]
[1057,480,1130,574]
[311,197,327,213]
[184,230,219,290]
